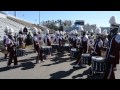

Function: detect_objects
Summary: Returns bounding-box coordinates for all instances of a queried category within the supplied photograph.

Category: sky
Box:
[4,11,120,27]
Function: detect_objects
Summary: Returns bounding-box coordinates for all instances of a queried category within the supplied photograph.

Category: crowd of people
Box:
[1,16,120,79]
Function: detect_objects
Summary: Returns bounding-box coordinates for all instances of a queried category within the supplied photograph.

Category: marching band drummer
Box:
[50,33,56,44]
[59,31,65,45]
[81,31,88,53]
[101,29,109,56]
[88,28,103,76]
[44,29,52,56]
[73,27,87,68]
[22,31,27,48]
[72,30,78,48]
[92,27,103,56]
[73,30,88,68]
[87,29,95,54]
[3,26,9,59]
[102,29,109,47]
[64,33,69,44]
[18,28,24,48]
[6,28,18,68]
[44,29,51,46]
[33,27,38,52]
[68,31,74,49]
[23,26,28,35]
[59,31,66,52]
[53,31,61,52]
[76,33,81,49]
[37,29,44,46]
[73,33,82,64]
[32,27,44,63]
[103,16,120,79]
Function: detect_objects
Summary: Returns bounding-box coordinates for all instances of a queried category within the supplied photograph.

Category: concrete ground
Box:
[0,46,119,79]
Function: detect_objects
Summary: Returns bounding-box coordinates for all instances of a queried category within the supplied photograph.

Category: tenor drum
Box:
[42,46,52,55]
[51,44,59,50]
[16,49,26,57]
[70,48,79,58]
[64,43,70,51]
[92,56,106,73]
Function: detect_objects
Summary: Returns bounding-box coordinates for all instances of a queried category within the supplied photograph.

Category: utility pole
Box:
[14,11,16,17]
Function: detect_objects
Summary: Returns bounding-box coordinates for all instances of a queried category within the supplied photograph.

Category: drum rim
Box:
[82,53,91,57]
[42,46,52,48]
[92,56,105,62]
[71,49,77,52]
[51,44,59,45]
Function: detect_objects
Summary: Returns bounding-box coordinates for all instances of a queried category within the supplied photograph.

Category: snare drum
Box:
[51,44,59,50]
[16,49,26,57]
[81,53,91,65]
[42,46,52,55]
[92,56,106,73]
[70,48,79,58]
[64,43,70,51]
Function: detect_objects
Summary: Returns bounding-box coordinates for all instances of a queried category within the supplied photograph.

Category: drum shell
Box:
[42,46,52,55]
[81,54,91,65]
[70,48,79,58]
[92,56,106,73]
[52,44,59,50]
[64,44,70,51]
[16,49,26,57]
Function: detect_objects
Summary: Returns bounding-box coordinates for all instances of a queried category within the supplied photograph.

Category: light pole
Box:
[39,11,40,25]
[35,19,37,25]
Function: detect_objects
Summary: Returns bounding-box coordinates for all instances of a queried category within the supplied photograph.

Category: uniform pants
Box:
[8,55,18,66]
[36,49,43,61]
[103,63,115,79]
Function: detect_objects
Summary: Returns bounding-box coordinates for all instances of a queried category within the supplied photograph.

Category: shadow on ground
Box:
[0,56,36,72]
[72,67,104,79]
[42,57,70,67]
[21,62,35,70]
[49,66,86,79]
[49,68,79,79]
[0,58,8,62]
[0,65,21,72]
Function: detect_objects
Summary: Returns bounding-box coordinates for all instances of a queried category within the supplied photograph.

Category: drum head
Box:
[42,46,46,49]
[65,44,69,46]
[92,56,105,62]
[71,48,77,51]
[82,53,90,57]
[42,46,51,49]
